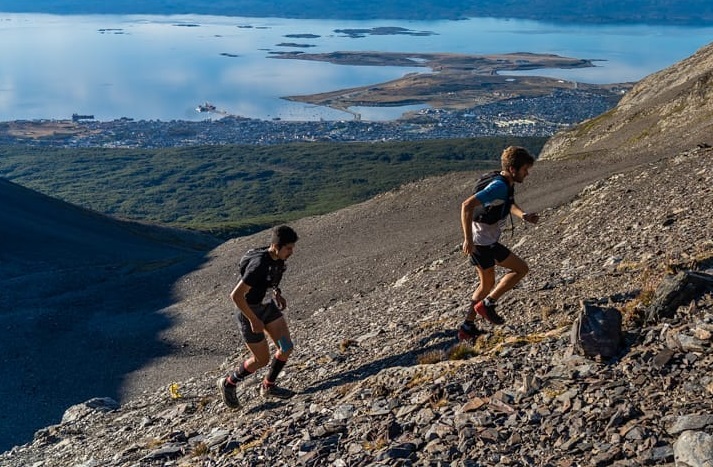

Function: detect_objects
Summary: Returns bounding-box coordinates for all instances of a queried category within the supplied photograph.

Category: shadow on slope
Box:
[0,178,220,451]
[297,330,456,398]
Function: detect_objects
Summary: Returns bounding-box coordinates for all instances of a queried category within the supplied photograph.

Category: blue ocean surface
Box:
[0,13,711,122]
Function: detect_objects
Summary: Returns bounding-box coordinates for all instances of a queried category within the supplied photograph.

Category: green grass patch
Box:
[0,137,546,237]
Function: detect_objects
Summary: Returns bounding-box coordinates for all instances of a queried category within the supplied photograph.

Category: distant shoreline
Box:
[0,50,630,132]
[1,1,711,26]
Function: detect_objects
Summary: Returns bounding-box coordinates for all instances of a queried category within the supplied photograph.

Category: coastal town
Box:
[0,88,624,148]
[0,49,633,148]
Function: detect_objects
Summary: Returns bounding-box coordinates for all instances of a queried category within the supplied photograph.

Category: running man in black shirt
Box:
[217,225,299,408]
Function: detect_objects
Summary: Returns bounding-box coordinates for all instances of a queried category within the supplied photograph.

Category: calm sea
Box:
[0,13,712,122]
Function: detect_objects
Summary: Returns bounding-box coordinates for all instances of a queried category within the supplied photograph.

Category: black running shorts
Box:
[237,301,284,344]
[469,242,512,269]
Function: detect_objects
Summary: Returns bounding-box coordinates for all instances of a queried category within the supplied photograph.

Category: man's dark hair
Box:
[271,225,298,248]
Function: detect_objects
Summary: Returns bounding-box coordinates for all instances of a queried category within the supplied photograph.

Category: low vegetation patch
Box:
[447,342,478,360]
[0,137,546,237]
[417,349,447,364]
[621,244,713,326]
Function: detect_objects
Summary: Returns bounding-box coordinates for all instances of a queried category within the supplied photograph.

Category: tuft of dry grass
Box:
[621,266,664,326]
[144,438,163,449]
[334,382,358,397]
[615,261,643,273]
[339,338,358,353]
[447,342,477,360]
[542,387,565,399]
[233,428,273,455]
[430,397,449,409]
[362,436,388,452]
[418,317,452,330]
[190,442,209,457]
[407,370,437,388]
[469,327,569,356]
[235,439,262,454]
[473,332,507,353]
[693,246,713,266]
[418,349,446,364]
[540,306,557,320]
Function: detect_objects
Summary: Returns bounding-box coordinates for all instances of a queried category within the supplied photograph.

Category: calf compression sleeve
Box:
[228,361,253,385]
[265,353,288,384]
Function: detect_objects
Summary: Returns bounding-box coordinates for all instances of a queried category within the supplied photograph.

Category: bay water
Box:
[0,13,711,122]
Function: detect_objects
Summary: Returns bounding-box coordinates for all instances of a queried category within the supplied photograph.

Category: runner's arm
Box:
[273,287,287,310]
[511,203,539,224]
[230,280,265,333]
[461,195,481,255]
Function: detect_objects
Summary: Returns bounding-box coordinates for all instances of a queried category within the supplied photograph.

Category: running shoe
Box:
[457,322,483,342]
[474,300,505,325]
[217,377,241,409]
[259,382,295,400]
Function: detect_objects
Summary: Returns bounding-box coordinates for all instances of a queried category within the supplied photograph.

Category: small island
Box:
[273,51,629,114]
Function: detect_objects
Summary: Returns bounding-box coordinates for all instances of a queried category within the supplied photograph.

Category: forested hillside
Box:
[0,137,545,237]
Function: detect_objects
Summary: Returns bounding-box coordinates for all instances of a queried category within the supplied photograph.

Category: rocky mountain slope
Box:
[539,42,713,162]
[2,143,711,467]
[2,44,713,467]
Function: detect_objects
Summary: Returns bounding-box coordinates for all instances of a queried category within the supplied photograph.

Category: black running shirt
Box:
[238,247,286,305]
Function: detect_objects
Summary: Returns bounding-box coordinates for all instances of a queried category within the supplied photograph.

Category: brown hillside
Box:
[2,41,713,465]
[3,142,711,465]
[539,41,713,161]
